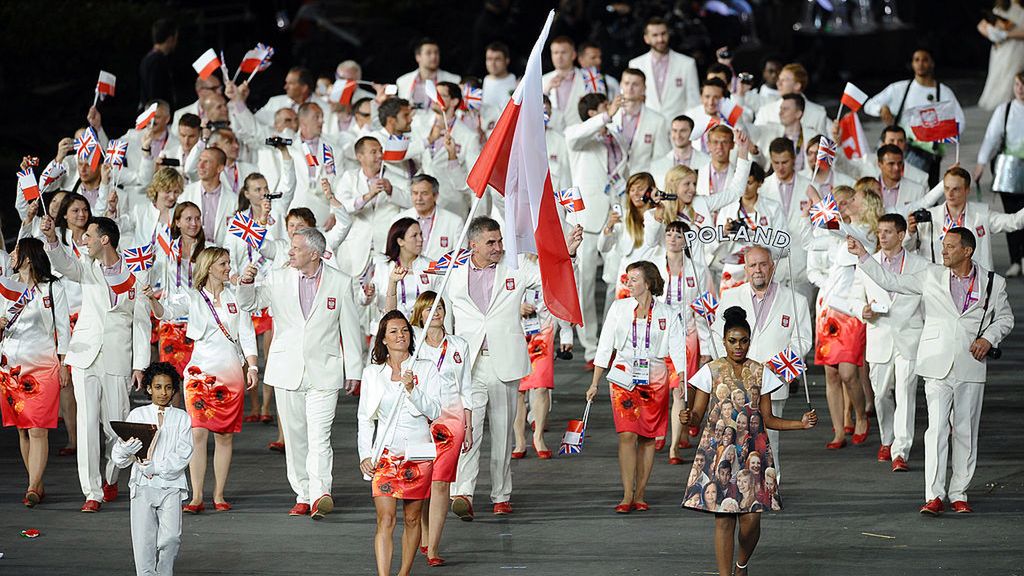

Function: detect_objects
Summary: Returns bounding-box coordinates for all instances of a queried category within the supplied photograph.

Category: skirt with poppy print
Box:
[252,308,273,336]
[372,449,434,500]
[519,325,555,391]
[430,413,466,482]
[814,306,866,366]
[1,362,60,429]
[159,321,194,376]
[668,329,700,390]
[609,372,670,438]
[182,364,244,433]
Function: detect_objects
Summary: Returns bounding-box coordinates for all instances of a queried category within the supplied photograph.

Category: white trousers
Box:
[766,398,786,482]
[452,354,517,503]
[869,354,919,460]
[130,485,183,576]
[73,361,130,501]
[574,230,601,361]
[275,380,339,504]
[922,377,984,502]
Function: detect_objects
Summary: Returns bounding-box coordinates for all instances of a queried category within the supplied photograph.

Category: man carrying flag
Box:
[40,215,151,512]
[448,10,584,520]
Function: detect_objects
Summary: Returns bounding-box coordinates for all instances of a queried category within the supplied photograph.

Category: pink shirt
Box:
[411,72,438,110]
[881,181,900,211]
[555,70,575,110]
[777,179,795,214]
[417,211,435,246]
[709,166,729,196]
[751,282,778,333]
[468,260,497,351]
[673,148,693,167]
[81,186,100,209]
[620,109,641,150]
[949,264,978,314]
[651,51,670,99]
[298,263,323,320]
[200,184,222,240]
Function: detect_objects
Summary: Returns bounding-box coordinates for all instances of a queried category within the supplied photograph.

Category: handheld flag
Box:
[303,142,320,167]
[718,98,744,127]
[254,43,273,72]
[0,276,28,302]
[581,67,607,95]
[96,71,117,98]
[227,212,267,249]
[40,160,66,189]
[555,186,585,213]
[809,192,841,229]
[906,101,959,142]
[135,102,158,130]
[840,82,868,113]
[74,128,102,170]
[155,224,174,257]
[329,79,358,106]
[17,169,40,202]
[425,248,472,275]
[690,291,719,324]
[690,112,721,141]
[382,135,410,162]
[837,112,867,160]
[424,79,445,109]
[123,245,156,272]
[192,49,221,80]
[238,45,270,74]
[558,401,592,456]
[6,288,32,319]
[767,347,806,383]
[815,136,837,170]
[105,139,128,167]
[322,143,336,175]
[461,85,483,111]
[107,269,137,295]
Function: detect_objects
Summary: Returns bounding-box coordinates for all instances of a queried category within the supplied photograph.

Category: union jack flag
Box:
[74,128,102,168]
[105,139,128,167]
[256,43,274,71]
[558,442,582,455]
[461,85,483,111]
[227,212,267,249]
[123,244,155,272]
[555,186,585,213]
[581,67,607,95]
[815,136,837,170]
[7,288,32,320]
[809,193,841,229]
[40,160,66,189]
[426,248,472,275]
[941,209,963,239]
[322,143,335,175]
[169,237,182,260]
[767,347,806,383]
[689,291,719,324]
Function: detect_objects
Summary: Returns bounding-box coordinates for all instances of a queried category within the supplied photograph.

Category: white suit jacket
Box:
[334,167,412,276]
[396,69,461,106]
[835,152,929,186]
[851,250,928,363]
[179,181,239,246]
[542,68,588,133]
[627,50,700,121]
[858,257,1013,382]
[111,404,193,499]
[395,206,463,261]
[356,357,444,461]
[910,201,1024,269]
[610,106,670,176]
[752,123,821,169]
[712,282,813,400]
[564,114,625,233]
[237,263,364,390]
[594,297,687,371]
[760,172,813,287]
[44,246,151,375]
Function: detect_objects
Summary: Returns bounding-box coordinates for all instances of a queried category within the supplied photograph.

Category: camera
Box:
[263,192,283,200]
[987,347,1002,360]
[738,72,754,85]
[911,208,932,223]
[160,157,181,167]
[266,136,293,147]
[727,219,748,234]
[206,120,230,131]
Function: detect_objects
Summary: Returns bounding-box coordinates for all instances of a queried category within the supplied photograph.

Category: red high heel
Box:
[826,439,847,450]
[614,503,632,514]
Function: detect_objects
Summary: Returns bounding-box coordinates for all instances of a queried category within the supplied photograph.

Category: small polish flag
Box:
[155,224,174,257]
[840,82,869,113]
[107,269,137,296]
[382,135,410,162]
[0,276,28,302]
[424,79,445,109]
[330,79,358,106]
[17,169,40,202]
[304,142,319,167]
[837,112,867,160]
[718,98,744,126]
[192,49,221,80]
[907,101,959,143]
[96,71,117,98]
[135,102,158,130]
[238,46,269,74]
[689,112,721,141]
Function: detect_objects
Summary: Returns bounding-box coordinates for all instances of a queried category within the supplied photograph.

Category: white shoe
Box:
[1005,263,1021,277]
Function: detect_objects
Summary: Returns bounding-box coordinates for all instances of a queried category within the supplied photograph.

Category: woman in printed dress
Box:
[0,238,71,507]
[357,310,443,576]
[157,201,206,376]
[378,218,438,323]
[681,306,817,576]
[409,291,472,567]
[586,261,686,513]
[148,247,258,512]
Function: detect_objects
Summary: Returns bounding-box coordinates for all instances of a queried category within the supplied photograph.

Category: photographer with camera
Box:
[848,226,1013,515]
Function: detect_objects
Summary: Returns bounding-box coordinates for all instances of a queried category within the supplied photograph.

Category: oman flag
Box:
[467,10,582,325]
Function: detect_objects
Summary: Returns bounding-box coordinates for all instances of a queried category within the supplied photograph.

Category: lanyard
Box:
[435,338,449,371]
[738,203,758,229]
[665,257,683,305]
[942,205,965,237]
[176,255,192,288]
[631,302,654,353]
[960,269,977,314]
[199,289,237,344]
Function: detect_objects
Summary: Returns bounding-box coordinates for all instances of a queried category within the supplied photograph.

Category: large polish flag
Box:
[906,101,959,142]
[466,10,582,325]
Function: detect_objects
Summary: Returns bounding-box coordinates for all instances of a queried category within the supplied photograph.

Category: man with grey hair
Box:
[711,244,812,482]
[395,174,462,260]
[238,225,364,521]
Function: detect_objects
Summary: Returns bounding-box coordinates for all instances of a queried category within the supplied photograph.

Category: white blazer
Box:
[910,201,1024,269]
[0,280,71,361]
[254,94,330,127]
[415,120,482,218]
[835,152,929,187]
[542,68,588,133]
[179,181,239,246]
[594,297,687,371]
[237,263,364,390]
[44,247,151,375]
[287,134,349,225]
[610,106,670,176]
[627,50,700,121]
[111,404,193,499]
[412,329,473,413]
[564,114,625,233]
[356,357,443,461]
[160,284,259,360]
[851,250,929,363]
[712,282,813,400]
[858,257,1013,383]
[752,123,820,170]
[395,206,463,261]
[335,167,413,276]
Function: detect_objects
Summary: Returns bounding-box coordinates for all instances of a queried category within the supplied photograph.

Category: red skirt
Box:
[814,307,866,366]
[609,375,669,438]
[183,366,244,433]
[252,308,273,336]
[159,321,194,376]
[0,363,60,429]
[519,325,555,391]
[372,449,433,500]
[430,415,466,483]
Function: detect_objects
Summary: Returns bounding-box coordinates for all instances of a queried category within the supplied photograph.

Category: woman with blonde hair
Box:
[600,172,659,300]
[146,246,259,513]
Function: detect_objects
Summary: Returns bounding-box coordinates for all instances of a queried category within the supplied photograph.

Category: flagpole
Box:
[92,90,99,107]
[835,103,844,124]
[683,245,720,360]
[955,140,960,165]
[784,251,813,410]
[246,57,265,85]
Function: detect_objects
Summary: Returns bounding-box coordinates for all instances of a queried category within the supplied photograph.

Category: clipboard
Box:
[110,421,158,457]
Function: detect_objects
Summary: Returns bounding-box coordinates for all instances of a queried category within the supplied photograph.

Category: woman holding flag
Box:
[375,218,437,322]
[146,246,258,513]
[158,201,206,374]
[0,238,71,507]
[681,306,817,576]
[586,260,686,513]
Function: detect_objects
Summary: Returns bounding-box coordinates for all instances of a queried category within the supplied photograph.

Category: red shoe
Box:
[214,501,232,512]
[493,502,513,515]
[427,557,446,567]
[58,447,76,457]
[614,503,631,514]
[311,494,334,520]
[877,444,892,462]
[950,500,973,513]
[654,438,666,452]
[81,499,101,513]
[891,457,909,472]
[102,482,118,503]
[537,450,553,460]
[289,503,311,516]
[852,426,869,444]
[268,441,285,453]
[451,496,474,521]
[511,450,527,459]
[668,457,685,465]
[583,360,595,372]
[182,502,205,514]
[243,414,260,423]
[632,502,649,512]
[420,546,428,555]
[920,498,944,516]
[260,414,274,424]
[843,426,855,434]
[826,439,847,450]
[688,426,699,437]
[677,438,692,449]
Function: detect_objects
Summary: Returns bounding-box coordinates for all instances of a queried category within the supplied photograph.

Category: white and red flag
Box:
[718,98,744,127]
[17,169,40,202]
[906,101,959,142]
[837,112,867,160]
[238,45,270,74]
[424,79,445,109]
[382,135,410,162]
[135,102,158,130]
[466,10,582,325]
[329,79,358,106]
[106,268,137,296]
[192,49,221,80]
[840,82,868,113]
[96,71,117,98]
